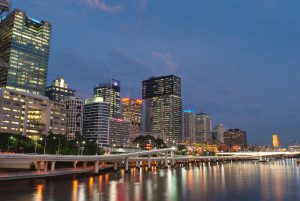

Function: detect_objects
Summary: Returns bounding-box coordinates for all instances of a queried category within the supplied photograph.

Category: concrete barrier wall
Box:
[0,159,34,169]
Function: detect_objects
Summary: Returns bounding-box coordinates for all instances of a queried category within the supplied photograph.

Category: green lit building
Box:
[0,9,51,95]
[142,75,182,144]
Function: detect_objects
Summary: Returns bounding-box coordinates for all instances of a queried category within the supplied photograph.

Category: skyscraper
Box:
[272,134,280,148]
[83,97,109,145]
[212,123,225,143]
[63,97,83,141]
[121,98,142,134]
[183,110,195,142]
[142,75,182,143]
[109,117,130,147]
[195,113,212,143]
[224,128,247,147]
[46,77,75,102]
[0,9,51,95]
[94,79,120,117]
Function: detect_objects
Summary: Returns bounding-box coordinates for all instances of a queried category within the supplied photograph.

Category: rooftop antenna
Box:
[130,88,133,98]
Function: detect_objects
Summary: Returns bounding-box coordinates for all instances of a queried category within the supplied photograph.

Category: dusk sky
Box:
[12,0,300,145]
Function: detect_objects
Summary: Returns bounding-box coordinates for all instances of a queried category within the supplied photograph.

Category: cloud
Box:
[82,0,125,14]
[152,51,179,73]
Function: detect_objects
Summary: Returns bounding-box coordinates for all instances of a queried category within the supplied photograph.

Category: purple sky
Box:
[11,0,300,145]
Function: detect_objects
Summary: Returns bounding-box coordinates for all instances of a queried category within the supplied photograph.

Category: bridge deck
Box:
[0,165,113,181]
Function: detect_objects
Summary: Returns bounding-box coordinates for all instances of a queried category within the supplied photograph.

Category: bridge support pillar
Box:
[37,161,43,171]
[125,158,129,172]
[73,161,78,168]
[171,151,175,167]
[114,162,118,171]
[83,161,87,168]
[148,155,151,169]
[136,161,140,168]
[51,161,56,171]
[44,162,48,172]
[140,161,143,168]
[164,153,168,169]
[94,161,99,173]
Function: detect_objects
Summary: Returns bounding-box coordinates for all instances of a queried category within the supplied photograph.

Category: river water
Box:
[0,159,299,201]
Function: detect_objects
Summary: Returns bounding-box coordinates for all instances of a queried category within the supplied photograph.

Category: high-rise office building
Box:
[272,134,280,148]
[195,113,212,143]
[121,98,142,134]
[182,110,195,142]
[142,75,182,143]
[0,1,10,15]
[0,88,66,136]
[109,117,130,147]
[0,9,51,95]
[94,79,120,117]
[63,97,83,141]
[46,77,75,102]
[212,124,225,143]
[83,97,109,145]
[224,128,247,147]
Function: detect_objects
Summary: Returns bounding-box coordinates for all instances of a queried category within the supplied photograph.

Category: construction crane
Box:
[0,0,10,15]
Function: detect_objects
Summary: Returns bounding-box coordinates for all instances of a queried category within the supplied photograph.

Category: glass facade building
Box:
[142,75,182,143]
[94,79,120,117]
[224,128,247,147]
[0,9,51,95]
[46,77,75,102]
[83,97,109,146]
[195,113,212,143]
[183,110,196,143]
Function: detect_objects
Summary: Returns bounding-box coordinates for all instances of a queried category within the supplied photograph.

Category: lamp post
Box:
[8,136,14,152]
[81,141,86,155]
[53,136,61,155]
[34,137,38,154]
[96,140,98,155]
[77,141,86,155]
[42,137,47,155]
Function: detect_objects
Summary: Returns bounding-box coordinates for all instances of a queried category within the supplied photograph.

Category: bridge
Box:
[0,148,177,175]
[1,149,299,181]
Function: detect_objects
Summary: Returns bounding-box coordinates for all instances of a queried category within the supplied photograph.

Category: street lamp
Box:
[81,141,86,155]
[77,141,86,155]
[8,136,14,152]
[40,137,47,155]
[34,136,39,154]
[96,140,99,155]
[54,136,61,155]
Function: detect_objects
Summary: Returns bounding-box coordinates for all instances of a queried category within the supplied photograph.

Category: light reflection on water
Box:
[0,159,299,201]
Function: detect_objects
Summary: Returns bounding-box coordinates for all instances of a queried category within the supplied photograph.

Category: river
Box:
[0,159,299,201]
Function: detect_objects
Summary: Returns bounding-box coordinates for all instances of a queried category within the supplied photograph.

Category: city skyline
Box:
[8,1,300,145]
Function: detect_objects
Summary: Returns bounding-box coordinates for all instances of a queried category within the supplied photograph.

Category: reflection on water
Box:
[0,159,299,201]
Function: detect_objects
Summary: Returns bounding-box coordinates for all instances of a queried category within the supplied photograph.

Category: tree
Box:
[133,135,166,150]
